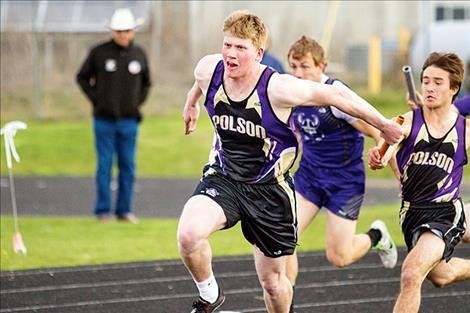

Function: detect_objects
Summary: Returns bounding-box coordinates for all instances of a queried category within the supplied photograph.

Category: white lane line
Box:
[0,288,260,313]
[5,245,470,278]
[1,284,468,313]
[0,249,363,277]
[4,244,468,277]
[239,290,470,312]
[1,262,398,294]
[0,278,393,312]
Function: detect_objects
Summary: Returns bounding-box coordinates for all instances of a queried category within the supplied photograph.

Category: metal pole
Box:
[31,1,46,119]
[31,29,41,119]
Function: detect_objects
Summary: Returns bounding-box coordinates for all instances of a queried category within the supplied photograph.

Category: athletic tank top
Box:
[292,78,364,168]
[203,60,298,184]
[397,108,467,203]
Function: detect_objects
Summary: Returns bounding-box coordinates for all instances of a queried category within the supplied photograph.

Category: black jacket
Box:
[76,40,151,120]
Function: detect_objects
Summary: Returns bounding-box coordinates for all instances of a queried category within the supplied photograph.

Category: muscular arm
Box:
[268,73,403,144]
[352,119,380,142]
[183,54,221,134]
[183,81,203,135]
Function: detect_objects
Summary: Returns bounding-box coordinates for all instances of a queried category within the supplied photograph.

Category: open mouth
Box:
[226,61,238,70]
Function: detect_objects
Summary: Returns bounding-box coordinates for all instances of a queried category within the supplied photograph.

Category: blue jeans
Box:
[93,117,138,217]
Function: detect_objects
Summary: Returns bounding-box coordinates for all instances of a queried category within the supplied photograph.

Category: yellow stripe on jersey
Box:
[279,177,297,239]
[444,199,463,236]
[452,199,463,226]
[433,188,458,203]
[245,91,263,118]
[274,147,297,181]
[414,124,429,145]
[443,127,459,152]
[262,138,273,160]
[213,85,229,108]
[400,201,411,226]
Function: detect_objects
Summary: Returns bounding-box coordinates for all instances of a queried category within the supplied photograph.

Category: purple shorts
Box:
[294,161,365,220]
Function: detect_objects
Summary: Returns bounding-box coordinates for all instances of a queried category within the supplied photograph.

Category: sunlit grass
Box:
[1,203,405,270]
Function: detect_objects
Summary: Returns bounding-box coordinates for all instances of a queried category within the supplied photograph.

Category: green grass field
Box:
[0,203,404,270]
[0,86,432,179]
[0,114,214,178]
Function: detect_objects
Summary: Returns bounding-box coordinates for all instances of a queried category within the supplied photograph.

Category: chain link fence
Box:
[1,1,421,121]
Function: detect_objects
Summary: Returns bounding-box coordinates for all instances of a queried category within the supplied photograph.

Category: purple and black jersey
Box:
[397,108,467,204]
[292,75,366,220]
[291,76,364,168]
[203,60,298,184]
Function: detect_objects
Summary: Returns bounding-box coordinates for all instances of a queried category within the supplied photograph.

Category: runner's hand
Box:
[368,147,384,170]
[183,102,200,135]
[380,119,403,145]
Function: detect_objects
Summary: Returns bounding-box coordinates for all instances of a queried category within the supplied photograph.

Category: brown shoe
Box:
[97,214,114,223]
[117,213,139,224]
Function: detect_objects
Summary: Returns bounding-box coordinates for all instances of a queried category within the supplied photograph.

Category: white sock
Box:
[195,275,219,303]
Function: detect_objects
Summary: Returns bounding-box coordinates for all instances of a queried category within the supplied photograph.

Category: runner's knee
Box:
[326,248,353,268]
[259,271,284,297]
[400,264,424,289]
[177,225,205,254]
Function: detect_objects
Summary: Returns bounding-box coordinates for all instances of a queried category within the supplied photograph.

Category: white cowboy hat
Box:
[108,8,144,31]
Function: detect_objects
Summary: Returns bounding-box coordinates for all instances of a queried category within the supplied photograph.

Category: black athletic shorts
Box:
[192,167,297,258]
[399,199,467,261]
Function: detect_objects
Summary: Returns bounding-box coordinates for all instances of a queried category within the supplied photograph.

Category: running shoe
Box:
[190,287,225,313]
[370,220,398,268]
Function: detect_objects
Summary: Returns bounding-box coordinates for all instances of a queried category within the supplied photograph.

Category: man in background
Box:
[76,8,151,223]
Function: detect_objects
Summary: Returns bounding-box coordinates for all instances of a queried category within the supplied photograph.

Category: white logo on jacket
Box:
[128,60,141,74]
[105,59,117,72]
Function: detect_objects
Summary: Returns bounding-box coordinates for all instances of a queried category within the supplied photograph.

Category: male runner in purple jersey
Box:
[178,11,403,313]
[284,36,399,312]
[369,52,470,313]
[407,72,470,246]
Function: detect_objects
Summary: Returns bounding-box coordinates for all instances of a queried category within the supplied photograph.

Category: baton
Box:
[378,115,405,158]
[402,65,418,104]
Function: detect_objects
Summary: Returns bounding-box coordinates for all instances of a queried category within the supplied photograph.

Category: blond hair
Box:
[223,11,267,50]
[288,35,327,67]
